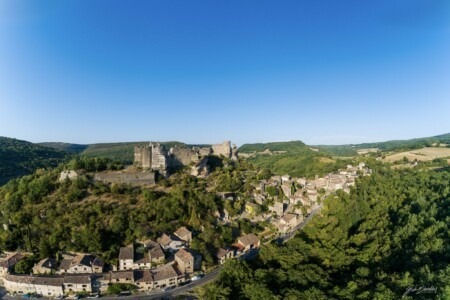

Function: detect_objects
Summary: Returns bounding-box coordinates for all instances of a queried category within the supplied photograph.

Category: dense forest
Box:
[200,167,450,299]
[0,137,69,186]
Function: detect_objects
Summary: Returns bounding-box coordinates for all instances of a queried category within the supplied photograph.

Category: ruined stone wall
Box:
[151,143,167,175]
[212,141,232,158]
[94,172,155,186]
[134,146,152,169]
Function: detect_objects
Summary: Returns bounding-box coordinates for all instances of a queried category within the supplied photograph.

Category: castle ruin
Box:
[134,141,238,177]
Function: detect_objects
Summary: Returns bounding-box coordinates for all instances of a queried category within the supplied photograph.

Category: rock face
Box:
[59,170,78,181]
[134,141,237,177]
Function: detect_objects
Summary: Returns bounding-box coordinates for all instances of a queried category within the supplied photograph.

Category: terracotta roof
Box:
[63,275,91,284]
[0,252,25,268]
[237,233,260,247]
[134,270,153,283]
[175,248,193,263]
[174,227,191,239]
[119,244,134,260]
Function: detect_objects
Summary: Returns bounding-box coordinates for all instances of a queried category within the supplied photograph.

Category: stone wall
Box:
[212,141,232,158]
[94,172,155,186]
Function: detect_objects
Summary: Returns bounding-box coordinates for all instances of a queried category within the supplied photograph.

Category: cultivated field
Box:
[384,147,450,162]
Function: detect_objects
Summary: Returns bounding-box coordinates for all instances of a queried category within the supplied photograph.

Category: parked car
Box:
[191,274,204,281]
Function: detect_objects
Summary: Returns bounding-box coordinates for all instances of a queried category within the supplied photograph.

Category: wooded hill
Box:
[0,137,68,186]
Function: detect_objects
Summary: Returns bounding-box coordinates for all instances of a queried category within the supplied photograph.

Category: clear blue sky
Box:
[1,0,449,146]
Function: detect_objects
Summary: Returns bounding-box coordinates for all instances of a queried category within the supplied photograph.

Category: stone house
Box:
[110,270,134,284]
[33,257,57,274]
[215,248,234,265]
[63,275,92,294]
[3,275,64,297]
[269,202,285,217]
[236,233,260,252]
[175,248,194,275]
[118,245,135,271]
[134,269,153,291]
[157,233,185,252]
[0,252,25,278]
[145,240,165,265]
[174,227,192,244]
[152,265,182,289]
[58,254,102,274]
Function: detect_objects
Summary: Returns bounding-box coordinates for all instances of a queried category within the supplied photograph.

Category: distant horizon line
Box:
[2,131,449,148]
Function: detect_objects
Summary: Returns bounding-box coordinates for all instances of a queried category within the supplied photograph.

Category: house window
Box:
[82,285,87,288]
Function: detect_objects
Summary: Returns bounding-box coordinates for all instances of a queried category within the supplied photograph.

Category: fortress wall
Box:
[212,141,232,158]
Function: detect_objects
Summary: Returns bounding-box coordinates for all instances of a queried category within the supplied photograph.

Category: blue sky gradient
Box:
[1,0,449,145]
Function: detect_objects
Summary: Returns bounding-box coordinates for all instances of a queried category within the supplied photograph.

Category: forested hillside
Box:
[0,156,257,267]
[239,141,350,178]
[0,137,68,186]
[202,167,450,299]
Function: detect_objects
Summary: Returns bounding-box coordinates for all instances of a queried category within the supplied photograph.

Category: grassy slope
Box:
[0,137,69,185]
[239,141,350,178]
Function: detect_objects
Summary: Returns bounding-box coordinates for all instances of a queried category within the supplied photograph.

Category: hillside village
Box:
[0,150,371,298]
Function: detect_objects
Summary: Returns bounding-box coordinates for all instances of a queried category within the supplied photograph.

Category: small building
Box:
[0,252,25,277]
[134,269,153,291]
[215,248,234,265]
[152,265,181,289]
[3,274,64,297]
[63,275,92,294]
[118,244,135,271]
[236,233,260,252]
[175,249,194,275]
[58,254,99,274]
[174,227,192,244]
[145,241,165,265]
[110,270,134,284]
[33,257,57,275]
[157,234,185,252]
[269,202,285,217]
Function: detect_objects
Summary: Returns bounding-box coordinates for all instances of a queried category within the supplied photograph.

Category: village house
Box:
[175,248,194,275]
[118,244,134,270]
[110,270,134,284]
[152,265,183,289]
[3,275,64,297]
[33,257,57,274]
[278,213,298,233]
[174,226,192,244]
[269,202,285,217]
[145,240,165,265]
[58,254,103,274]
[157,233,185,252]
[0,252,25,278]
[134,269,153,291]
[215,248,234,265]
[235,233,260,253]
[118,244,151,270]
[63,275,92,294]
